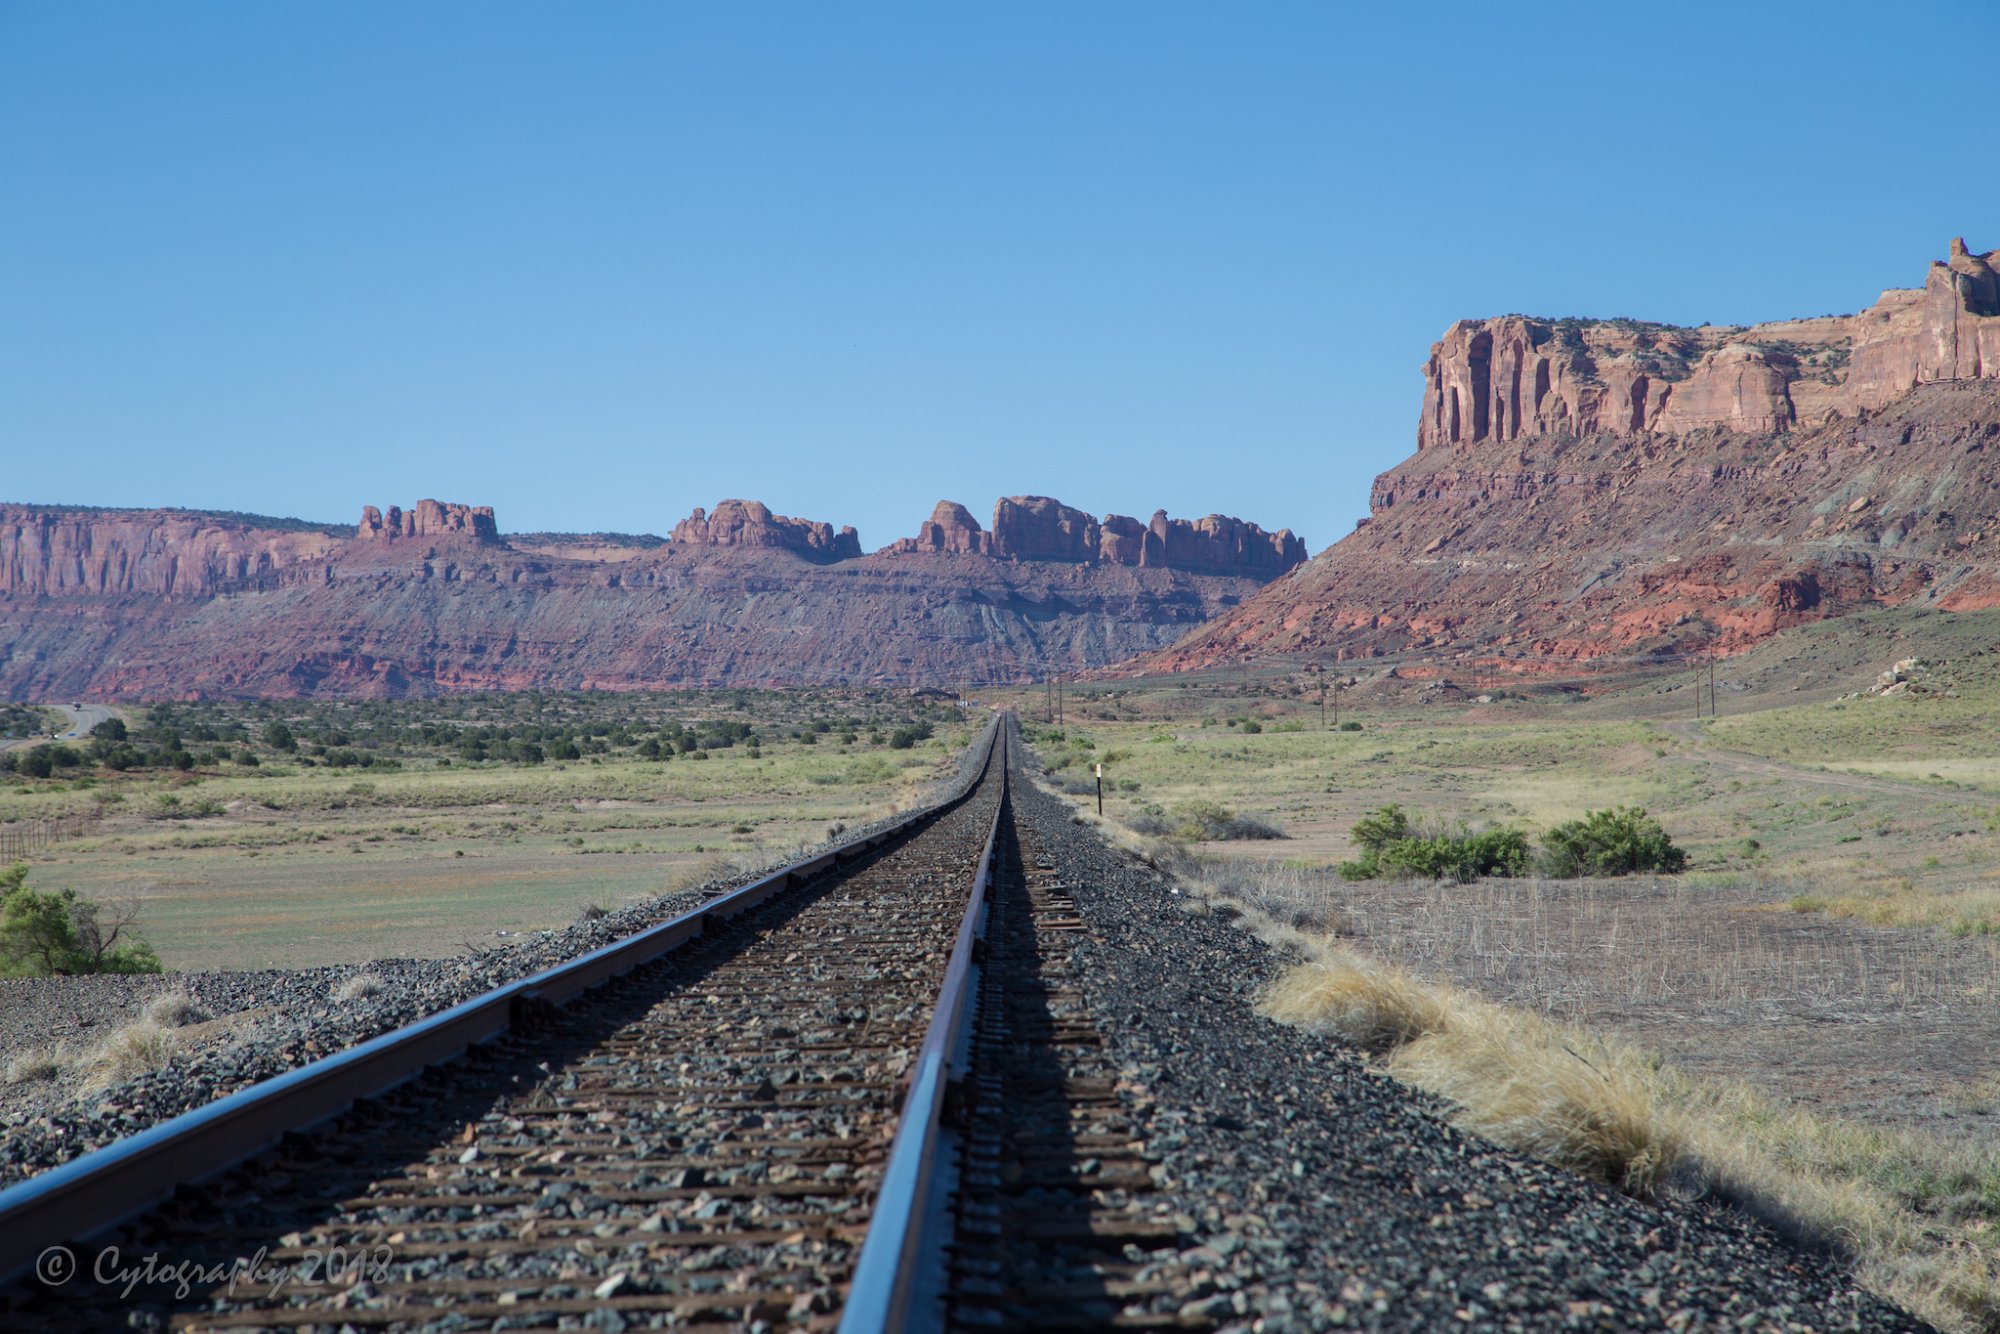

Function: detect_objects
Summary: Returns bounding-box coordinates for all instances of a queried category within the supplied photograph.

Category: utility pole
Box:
[1693,658,1703,721]
[1318,678,1328,730]
[1708,659,1718,719]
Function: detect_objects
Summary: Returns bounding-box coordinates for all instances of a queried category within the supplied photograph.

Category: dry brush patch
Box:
[79,1019,175,1092]
[1178,858,2000,1333]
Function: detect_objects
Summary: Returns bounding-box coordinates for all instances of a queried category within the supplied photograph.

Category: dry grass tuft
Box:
[5,1045,67,1084]
[1257,953,1452,1054]
[81,1021,175,1091]
[142,990,210,1028]
[335,972,386,1002]
[1390,1009,1685,1196]
[1208,856,2000,1333]
[665,854,747,896]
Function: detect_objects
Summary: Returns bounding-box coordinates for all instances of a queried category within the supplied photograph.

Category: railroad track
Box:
[0,717,1189,1331]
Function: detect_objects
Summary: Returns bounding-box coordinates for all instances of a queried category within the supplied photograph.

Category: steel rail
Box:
[840,721,1009,1333]
[0,715,1004,1287]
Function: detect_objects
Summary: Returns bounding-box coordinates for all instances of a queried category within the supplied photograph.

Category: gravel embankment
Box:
[1008,746,1928,1332]
[0,732,994,1187]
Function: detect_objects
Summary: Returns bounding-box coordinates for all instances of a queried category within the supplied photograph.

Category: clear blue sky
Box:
[3,2,1994,554]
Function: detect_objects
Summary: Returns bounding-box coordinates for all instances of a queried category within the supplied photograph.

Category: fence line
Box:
[0,811,97,862]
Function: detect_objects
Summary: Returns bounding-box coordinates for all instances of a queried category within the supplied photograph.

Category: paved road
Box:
[0,703,121,754]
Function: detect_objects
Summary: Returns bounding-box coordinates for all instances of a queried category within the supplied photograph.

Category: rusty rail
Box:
[0,715,1004,1287]
[840,723,1008,1332]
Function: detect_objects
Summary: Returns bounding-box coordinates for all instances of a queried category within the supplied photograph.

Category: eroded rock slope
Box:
[1136,236,2000,673]
[0,495,1303,697]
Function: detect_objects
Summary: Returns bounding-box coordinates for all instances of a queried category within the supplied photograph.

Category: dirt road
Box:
[1659,718,1955,801]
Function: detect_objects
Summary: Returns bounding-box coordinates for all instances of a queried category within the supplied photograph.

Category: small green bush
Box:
[1376,827,1529,881]
[1338,720,1363,732]
[0,866,162,976]
[1338,805,1527,882]
[1539,807,1687,877]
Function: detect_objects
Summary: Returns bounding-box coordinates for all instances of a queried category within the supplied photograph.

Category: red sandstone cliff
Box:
[1132,237,2000,676]
[0,507,344,599]
[0,492,1302,697]
[1418,239,2000,451]
[357,500,499,546]
[670,500,862,563]
[882,496,1306,578]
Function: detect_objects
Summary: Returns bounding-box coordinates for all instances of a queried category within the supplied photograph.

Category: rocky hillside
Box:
[0,495,1303,698]
[1134,237,2000,674]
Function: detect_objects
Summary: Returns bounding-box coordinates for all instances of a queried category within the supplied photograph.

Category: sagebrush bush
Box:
[1540,807,1687,877]
[1168,801,1285,842]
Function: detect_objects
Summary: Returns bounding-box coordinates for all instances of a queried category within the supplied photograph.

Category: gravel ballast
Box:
[1005,740,1927,1331]
[0,721,1930,1329]
[0,736,993,1187]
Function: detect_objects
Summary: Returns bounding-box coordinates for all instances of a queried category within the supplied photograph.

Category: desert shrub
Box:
[1338,720,1362,732]
[1338,805,1527,881]
[1162,803,1285,841]
[1216,813,1286,841]
[0,867,162,976]
[888,723,933,750]
[1125,811,1176,838]
[1540,807,1687,877]
[1376,827,1530,881]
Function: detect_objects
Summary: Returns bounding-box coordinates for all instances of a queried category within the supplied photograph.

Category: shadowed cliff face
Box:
[1131,238,2000,676]
[0,494,1300,699]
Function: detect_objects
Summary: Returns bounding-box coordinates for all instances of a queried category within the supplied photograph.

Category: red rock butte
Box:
[885,496,1306,578]
[1419,238,2000,450]
[1133,235,2000,677]
[670,500,862,564]
[0,490,1305,697]
[358,500,500,545]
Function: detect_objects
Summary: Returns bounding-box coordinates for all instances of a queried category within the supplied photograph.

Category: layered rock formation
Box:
[357,501,500,545]
[1134,237,2000,675]
[0,507,343,599]
[1418,238,2000,451]
[0,493,1301,697]
[883,496,1307,577]
[669,500,862,564]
